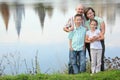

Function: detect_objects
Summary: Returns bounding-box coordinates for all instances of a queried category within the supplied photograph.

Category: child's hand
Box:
[69,47,73,51]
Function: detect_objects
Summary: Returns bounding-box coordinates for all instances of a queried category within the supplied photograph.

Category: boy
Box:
[68,14,86,74]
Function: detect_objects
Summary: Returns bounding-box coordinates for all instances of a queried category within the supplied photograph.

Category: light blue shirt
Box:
[85,16,104,30]
[68,26,86,51]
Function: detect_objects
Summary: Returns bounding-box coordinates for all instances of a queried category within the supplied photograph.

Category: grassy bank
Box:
[0,70,120,80]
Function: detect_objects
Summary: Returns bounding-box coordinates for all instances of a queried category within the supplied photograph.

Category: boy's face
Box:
[90,21,97,29]
[74,16,83,26]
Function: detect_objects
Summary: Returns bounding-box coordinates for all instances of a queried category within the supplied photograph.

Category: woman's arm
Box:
[100,21,105,35]
[85,35,91,43]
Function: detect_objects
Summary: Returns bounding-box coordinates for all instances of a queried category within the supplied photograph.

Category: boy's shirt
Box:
[68,26,86,51]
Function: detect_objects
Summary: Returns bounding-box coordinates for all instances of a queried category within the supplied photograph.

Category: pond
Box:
[0,0,120,74]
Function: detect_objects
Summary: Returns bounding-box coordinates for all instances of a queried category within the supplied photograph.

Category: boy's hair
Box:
[90,19,98,26]
[74,14,83,19]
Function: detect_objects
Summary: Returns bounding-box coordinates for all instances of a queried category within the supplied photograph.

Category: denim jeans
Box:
[69,50,86,74]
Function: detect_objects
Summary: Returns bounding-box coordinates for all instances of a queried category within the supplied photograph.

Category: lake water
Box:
[0,0,120,74]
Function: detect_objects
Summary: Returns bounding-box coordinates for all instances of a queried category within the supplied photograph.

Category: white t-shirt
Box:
[86,29,102,49]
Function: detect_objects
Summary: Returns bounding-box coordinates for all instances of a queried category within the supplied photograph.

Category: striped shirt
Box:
[68,26,86,51]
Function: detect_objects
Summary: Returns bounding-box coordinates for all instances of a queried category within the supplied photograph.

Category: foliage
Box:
[0,70,120,80]
[104,56,120,70]
[0,51,41,76]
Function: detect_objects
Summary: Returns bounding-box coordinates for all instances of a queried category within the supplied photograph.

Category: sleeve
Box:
[96,29,101,33]
[68,31,73,39]
[98,17,104,24]
[85,21,90,30]
[86,31,89,36]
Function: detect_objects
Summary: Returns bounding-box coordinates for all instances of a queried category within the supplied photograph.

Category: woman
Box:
[84,7,105,71]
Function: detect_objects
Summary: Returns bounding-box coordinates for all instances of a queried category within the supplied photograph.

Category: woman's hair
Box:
[84,7,95,20]
[90,19,98,26]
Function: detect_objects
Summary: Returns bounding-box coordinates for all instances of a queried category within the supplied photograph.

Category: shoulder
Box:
[95,16,104,22]
[81,26,87,31]
[96,29,100,32]
[86,30,90,34]
[95,29,101,33]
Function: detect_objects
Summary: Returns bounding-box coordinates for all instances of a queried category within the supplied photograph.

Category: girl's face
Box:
[87,9,95,19]
[74,16,83,26]
[90,21,97,30]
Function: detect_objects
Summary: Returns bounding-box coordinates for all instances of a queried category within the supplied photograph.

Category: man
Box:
[63,4,85,32]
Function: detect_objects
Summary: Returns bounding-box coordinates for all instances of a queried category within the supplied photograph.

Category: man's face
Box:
[76,5,84,15]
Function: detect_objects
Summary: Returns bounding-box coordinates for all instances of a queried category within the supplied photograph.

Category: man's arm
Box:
[63,17,74,32]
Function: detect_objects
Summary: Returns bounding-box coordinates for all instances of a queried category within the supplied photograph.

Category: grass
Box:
[0,70,120,80]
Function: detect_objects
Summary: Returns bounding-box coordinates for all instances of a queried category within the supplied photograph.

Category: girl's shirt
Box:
[86,29,102,49]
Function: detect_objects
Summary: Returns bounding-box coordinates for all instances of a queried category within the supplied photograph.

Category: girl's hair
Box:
[84,7,95,20]
[90,19,98,26]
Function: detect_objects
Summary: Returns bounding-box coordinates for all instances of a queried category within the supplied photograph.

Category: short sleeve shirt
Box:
[86,29,102,49]
[68,26,86,51]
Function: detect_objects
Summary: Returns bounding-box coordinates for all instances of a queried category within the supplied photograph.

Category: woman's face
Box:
[87,9,95,19]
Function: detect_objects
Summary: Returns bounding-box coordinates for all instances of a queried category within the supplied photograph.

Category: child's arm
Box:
[69,39,73,51]
[97,32,104,40]
[85,35,91,43]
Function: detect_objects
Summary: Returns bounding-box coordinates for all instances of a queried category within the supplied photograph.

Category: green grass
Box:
[0,70,120,80]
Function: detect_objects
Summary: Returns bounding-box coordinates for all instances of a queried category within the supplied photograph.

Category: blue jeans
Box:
[69,50,86,74]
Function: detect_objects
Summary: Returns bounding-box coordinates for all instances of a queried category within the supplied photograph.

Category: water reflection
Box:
[0,3,10,31]
[0,2,119,35]
[45,4,53,19]
[14,4,25,37]
[35,3,45,32]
